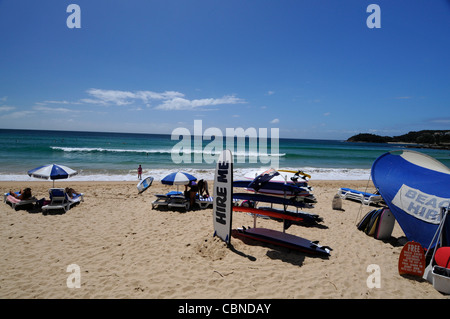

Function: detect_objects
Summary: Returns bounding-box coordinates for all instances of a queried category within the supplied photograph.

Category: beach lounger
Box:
[167,195,190,211]
[41,188,84,213]
[151,191,183,209]
[3,192,38,210]
[337,188,383,206]
[195,196,239,209]
[196,195,213,209]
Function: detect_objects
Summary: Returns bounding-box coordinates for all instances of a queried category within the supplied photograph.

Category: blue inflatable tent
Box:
[371,150,450,249]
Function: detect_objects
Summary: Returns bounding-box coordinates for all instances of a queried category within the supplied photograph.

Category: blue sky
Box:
[0,0,449,140]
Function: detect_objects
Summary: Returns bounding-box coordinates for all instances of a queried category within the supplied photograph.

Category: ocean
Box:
[1,128,449,182]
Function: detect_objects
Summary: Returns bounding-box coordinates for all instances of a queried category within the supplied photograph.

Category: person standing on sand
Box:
[137,164,142,180]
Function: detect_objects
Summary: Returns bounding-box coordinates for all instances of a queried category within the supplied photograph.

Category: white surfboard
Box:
[213,149,233,244]
[375,208,395,240]
[244,169,310,183]
[137,176,154,194]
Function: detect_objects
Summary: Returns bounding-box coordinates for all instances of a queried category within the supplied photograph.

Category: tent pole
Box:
[423,206,449,282]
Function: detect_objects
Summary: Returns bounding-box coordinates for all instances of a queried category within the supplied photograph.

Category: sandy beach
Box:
[0,179,448,300]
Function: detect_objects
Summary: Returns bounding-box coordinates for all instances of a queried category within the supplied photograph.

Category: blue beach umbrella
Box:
[28,164,78,187]
[161,172,197,191]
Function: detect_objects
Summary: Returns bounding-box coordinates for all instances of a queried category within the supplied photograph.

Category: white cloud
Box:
[324,112,331,116]
[427,117,450,124]
[82,88,186,106]
[154,94,245,111]
[33,105,74,113]
[270,118,280,124]
[136,90,184,102]
[41,100,83,105]
[0,110,35,119]
[83,88,137,106]
[32,88,245,114]
[0,106,15,112]
[81,88,242,111]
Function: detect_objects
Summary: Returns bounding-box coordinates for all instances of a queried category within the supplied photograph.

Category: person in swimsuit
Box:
[65,187,81,199]
[9,188,32,200]
[185,180,198,209]
[197,179,210,198]
[137,164,142,180]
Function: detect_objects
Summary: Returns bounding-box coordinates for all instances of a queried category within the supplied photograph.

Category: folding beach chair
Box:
[3,192,38,210]
[167,194,190,211]
[196,195,213,209]
[42,188,83,213]
[152,191,183,210]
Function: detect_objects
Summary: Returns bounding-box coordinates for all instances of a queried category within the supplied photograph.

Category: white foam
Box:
[50,146,286,157]
[0,167,371,182]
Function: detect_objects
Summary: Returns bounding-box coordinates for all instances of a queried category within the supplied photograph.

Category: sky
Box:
[0,0,449,140]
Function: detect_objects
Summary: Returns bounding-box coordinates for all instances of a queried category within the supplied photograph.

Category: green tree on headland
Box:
[347,130,450,150]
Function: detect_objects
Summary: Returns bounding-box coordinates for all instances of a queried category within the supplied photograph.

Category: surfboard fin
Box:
[283,219,293,230]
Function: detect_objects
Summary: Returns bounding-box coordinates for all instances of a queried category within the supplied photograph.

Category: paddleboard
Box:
[258,206,322,223]
[435,247,450,268]
[234,180,312,195]
[233,192,314,208]
[247,190,316,203]
[244,170,309,184]
[248,168,280,188]
[233,205,321,224]
[137,176,154,194]
[233,227,331,256]
[233,206,304,222]
[213,149,233,244]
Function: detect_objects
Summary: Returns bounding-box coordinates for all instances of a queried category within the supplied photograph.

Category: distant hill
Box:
[347,130,450,150]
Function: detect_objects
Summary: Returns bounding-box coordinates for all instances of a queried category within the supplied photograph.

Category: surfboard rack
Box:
[220,167,331,256]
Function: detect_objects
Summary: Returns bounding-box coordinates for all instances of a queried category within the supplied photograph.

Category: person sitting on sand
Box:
[65,187,81,199]
[9,188,32,200]
[197,179,210,198]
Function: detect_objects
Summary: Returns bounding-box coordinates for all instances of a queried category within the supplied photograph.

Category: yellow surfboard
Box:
[278,169,312,179]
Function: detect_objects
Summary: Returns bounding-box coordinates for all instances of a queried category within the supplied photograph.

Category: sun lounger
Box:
[41,188,83,213]
[196,195,213,209]
[168,195,190,210]
[195,196,239,209]
[151,191,183,209]
[337,188,383,206]
[151,194,170,209]
[3,192,38,210]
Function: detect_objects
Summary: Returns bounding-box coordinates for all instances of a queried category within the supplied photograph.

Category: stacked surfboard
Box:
[213,157,331,257]
[241,169,316,204]
[233,168,321,225]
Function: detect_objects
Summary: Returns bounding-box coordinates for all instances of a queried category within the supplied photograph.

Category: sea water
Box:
[1,129,449,182]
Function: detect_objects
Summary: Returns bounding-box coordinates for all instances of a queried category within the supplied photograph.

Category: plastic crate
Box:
[432,266,450,294]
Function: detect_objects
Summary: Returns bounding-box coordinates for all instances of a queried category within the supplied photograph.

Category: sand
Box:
[0,179,448,300]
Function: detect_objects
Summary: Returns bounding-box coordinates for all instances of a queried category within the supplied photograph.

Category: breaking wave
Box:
[50,146,286,157]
